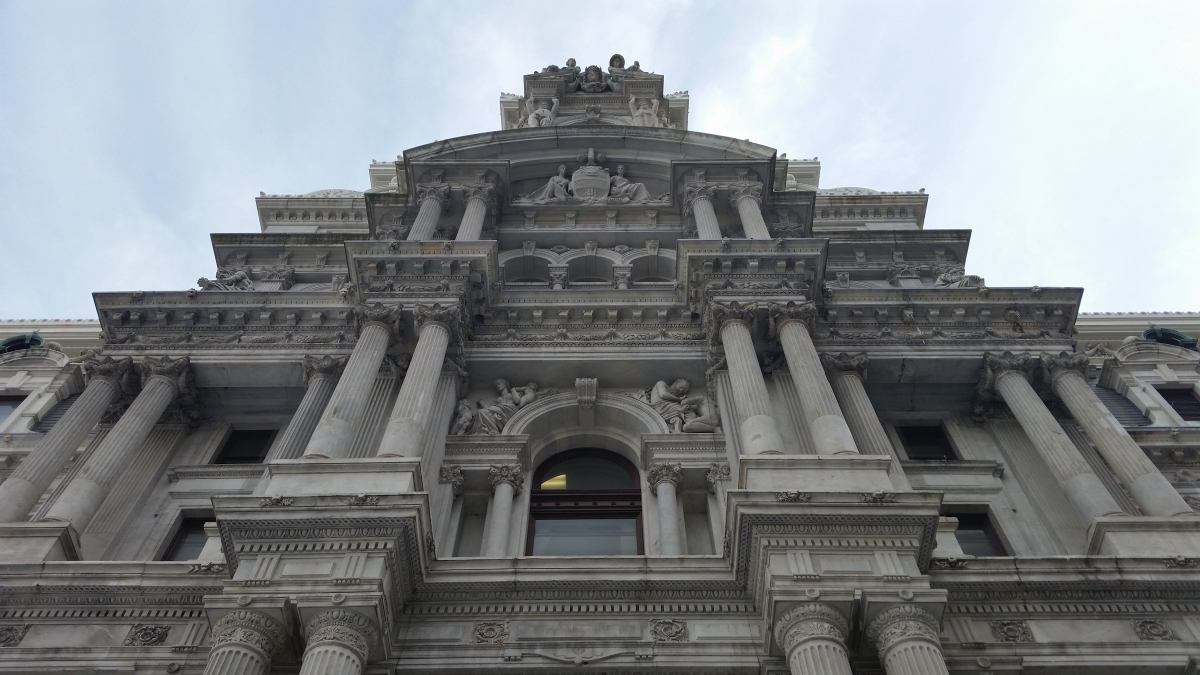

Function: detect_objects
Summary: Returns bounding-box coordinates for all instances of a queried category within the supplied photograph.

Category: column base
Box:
[1087,516,1200,556]
[263,457,423,496]
[0,521,81,561]
[738,455,894,491]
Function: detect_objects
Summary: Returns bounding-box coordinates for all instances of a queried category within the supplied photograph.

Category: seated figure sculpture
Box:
[609,165,653,202]
[525,165,571,202]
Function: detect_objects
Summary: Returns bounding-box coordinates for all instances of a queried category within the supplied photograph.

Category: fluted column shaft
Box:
[0,374,121,523]
[407,185,450,241]
[203,645,270,675]
[455,187,492,241]
[377,322,451,458]
[777,320,857,455]
[482,465,522,558]
[1051,366,1192,516]
[299,644,363,675]
[827,360,911,488]
[774,604,854,675]
[45,372,179,533]
[271,372,339,461]
[692,196,722,240]
[867,606,951,675]
[720,319,784,455]
[733,195,770,238]
[303,323,391,459]
[994,369,1125,523]
[648,462,682,556]
[300,610,377,675]
[203,611,286,675]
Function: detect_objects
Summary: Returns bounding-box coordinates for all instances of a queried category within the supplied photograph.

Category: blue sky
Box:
[1,0,1197,319]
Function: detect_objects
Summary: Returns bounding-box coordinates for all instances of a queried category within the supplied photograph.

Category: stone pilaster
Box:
[269,355,347,461]
[866,606,950,675]
[647,461,683,556]
[44,355,188,533]
[821,352,909,487]
[770,302,858,456]
[711,302,784,455]
[773,604,854,675]
[377,303,463,458]
[729,182,770,238]
[303,303,400,459]
[482,463,523,558]
[203,610,288,675]
[299,610,379,675]
[1043,352,1193,517]
[406,183,451,241]
[455,183,495,241]
[982,351,1125,524]
[0,355,131,523]
[681,184,721,239]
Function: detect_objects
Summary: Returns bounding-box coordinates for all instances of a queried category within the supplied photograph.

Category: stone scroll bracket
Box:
[576,377,598,427]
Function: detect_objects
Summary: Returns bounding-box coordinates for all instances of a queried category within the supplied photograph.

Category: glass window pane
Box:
[0,396,24,425]
[164,518,210,561]
[215,429,276,464]
[539,456,632,490]
[898,426,956,460]
[532,518,638,556]
[951,513,1005,556]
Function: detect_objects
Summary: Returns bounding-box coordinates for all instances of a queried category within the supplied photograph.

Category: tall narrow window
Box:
[1158,389,1200,422]
[527,449,643,556]
[896,425,957,460]
[162,517,210,561]
[215,429,276,464]
[947,512,1006,557]
[0,396,25,426]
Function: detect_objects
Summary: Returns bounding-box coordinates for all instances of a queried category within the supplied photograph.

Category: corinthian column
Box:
[0,355,131,523]
[773,604,854,675]
[648,462,683,555]
[482,464,523,558]
[1044,352,1194,517]
[44,355,189,533]
[203,610,287,675]
[682,184,721,239]
[455,184,495,241]
[377,303,461,458]
[982,352,1125,524]
[770,302,858,455]
[822,352,910,487]
[269,355,347,461]
[866,606,950,675]
[729,182,770,239]
[406,183,451,241]
[711,302,784,455]
[303,304,400,459]
[299,610,378,675]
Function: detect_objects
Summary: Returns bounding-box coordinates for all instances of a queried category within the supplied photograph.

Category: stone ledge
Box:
[0,521,81,562]
[1087,515,1200,557]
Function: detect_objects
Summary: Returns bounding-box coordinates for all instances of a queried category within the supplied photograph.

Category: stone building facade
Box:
[2,57,1200,675]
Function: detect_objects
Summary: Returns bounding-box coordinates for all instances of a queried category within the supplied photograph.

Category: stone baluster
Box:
[1044,352,1194,517]
[203,610,288,675]
[866,605,951,675]
[773,604,855,675]
[822,352,910,487]
[406,183,451,241]
[982,352,1125,524]
[303,304,401,459]
[377,304,461,458]
[299,610,378,675]
[482,464,523,558]
[770,303,858,455]
[268,355,347,461]
[682,184,721,239]
[44,355,190,533]
[648,462,683,555]
[455,184,495,241]
[729,182,771,239]
[0,355,131,523]
[711,302,784,455]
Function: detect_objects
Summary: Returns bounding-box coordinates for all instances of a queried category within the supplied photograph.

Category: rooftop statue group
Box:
[521,148,664,204]
[518,55,668,129]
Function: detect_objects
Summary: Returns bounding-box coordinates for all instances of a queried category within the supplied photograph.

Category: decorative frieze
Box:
[473,620,509,644]
[649,619,688,642]
[123,624,171,646]
[988,620,1035,643]
[0,625,30,648]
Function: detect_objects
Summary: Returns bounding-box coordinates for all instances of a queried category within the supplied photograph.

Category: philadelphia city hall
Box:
[5,55,1200,675]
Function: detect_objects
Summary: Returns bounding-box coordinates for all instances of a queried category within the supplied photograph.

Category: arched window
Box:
[527,449,643,556]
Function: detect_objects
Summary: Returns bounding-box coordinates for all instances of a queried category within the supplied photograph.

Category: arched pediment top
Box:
[503,391,670,437]
[1115,340,1200,363]
[0,348,71,370]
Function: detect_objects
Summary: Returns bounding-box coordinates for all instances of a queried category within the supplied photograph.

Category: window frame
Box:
[1157,387,1200,422]
[895,423,959,461]
[945,509,1008,557]
[213,428,278,465]
[161,514,213,561]
[525,449,644,556]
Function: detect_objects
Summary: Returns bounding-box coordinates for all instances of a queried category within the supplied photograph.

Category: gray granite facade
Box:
[2,56,1200,675]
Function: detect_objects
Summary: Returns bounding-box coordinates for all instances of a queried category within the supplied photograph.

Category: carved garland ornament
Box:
[305,610,379,662]
[865,605,941,655]
[773,603,850,653]
[0,625,30,648]
[123,624,171,646]
[649,619,688,642]
[473,620,509,644]
[210,610,288,658]
[1132,619,1179,641]
[988,619,1034,643]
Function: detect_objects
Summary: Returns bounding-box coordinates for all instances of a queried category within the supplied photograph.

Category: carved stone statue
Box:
[628,379,719,433]
[629,95,661,128]
[524,98,559,128]
[579,65,611,93]
[526,165,572,202]
[570,149,610,200]
[539,58,581,93]
[608,54,629,84]
[197,268,253,291]
[609,165,653,202]
[681,394,721,433]
[465,379,553,435]
[450,397,475,435]
[934,268,985,288]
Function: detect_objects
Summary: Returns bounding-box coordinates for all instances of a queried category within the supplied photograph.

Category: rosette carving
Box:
[488,463,525,493]
[646,462,683,490]
[866,605,941,656]
[210,610,287,659]
[123,624,170,646]
[773,603,850,654]
[650,619,688,642]
[304,609,379,663]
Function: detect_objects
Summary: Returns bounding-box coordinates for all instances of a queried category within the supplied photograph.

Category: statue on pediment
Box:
[525,165,572,202]
[629,95,661,128]
[198,268,253,291]
[538,58,581,93]
[524,97,559,127]
[579,65,611,93]
[570,149,610,200]
[609,165,653,202]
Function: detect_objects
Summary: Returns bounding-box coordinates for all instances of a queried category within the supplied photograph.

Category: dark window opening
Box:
[897,425,957,460]
[215,429,276,464]
[162,517,210,561]
[1159,389,1200,422]
[0,396,25,424]
[527,449,643,556]
[947,512,1006,557]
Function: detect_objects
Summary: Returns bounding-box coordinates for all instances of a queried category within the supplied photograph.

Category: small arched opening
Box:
[527,448,643,556]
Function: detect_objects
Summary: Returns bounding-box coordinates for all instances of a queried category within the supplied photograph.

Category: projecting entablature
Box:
[813,188,929,232]
[209,233,353,292]
[255,190,369,234]
[824,230,972,289]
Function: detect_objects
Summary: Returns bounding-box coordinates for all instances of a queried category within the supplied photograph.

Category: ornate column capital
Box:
[354,302,403,339]
[488,463,525,493]
[865,605,942,657]
[820,352,869,382]
[647,461,683,490]
[728,181,763,208]
[709,300,759,332]
[773,603,850,653]
[302,354,349,386]
[1041,351,1088,383]
[977,351,1035,397]
[81,354,132,385]
[304,609,379,664]
[140,355,190,390]
[439,464,465,495]
[415,301,466,346]
[210,610,288,660]
[768,300,817,330]
[462,182,496,207]
[416,183,452,213]
[680,183,717,217]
